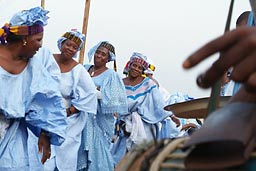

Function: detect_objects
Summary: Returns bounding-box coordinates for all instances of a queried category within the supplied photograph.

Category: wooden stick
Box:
[207,0,234,116]
[41,0,45,9]
[114,60,117,72]
[78,0,91,64]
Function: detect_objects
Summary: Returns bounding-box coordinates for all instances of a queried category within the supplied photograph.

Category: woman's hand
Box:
[171,115,181,127]
[38,130,51,164]
[66,105,79,117]
[181,123,198,131]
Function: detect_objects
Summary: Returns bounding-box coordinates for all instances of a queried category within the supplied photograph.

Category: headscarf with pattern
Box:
[88,41,116,63]
[0,6,49,44]
[57,30,85,51]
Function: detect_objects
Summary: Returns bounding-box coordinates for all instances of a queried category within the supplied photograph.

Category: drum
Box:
[115,137,256,171]
[115,137,189,171]
[164,96,231,119]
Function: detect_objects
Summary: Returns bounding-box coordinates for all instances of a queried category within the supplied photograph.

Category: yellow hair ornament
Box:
[149,64,155,71]
[0,29,4,36]
[9,26,20,35]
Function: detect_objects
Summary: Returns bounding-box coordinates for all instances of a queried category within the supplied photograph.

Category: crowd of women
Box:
[1,4,256,171]
[0,6,194,171]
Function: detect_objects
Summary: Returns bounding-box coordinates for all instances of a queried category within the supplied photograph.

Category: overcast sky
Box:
[0,0,251,98]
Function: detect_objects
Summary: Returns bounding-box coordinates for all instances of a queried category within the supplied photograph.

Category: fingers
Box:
[171,116,181,127]
[180,126,187,131]
[199,32,256,88]
[244,72,256,93]
[41,146,51,164]
[181,123,197,131]
[183,27,256,88]
[182,27,244,69]
[176,119,181,127]
[38,132,51,164]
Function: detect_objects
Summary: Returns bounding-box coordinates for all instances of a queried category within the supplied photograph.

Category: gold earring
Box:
[22,41,27,46]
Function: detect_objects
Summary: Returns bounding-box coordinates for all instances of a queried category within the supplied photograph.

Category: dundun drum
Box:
[115,137,256,171]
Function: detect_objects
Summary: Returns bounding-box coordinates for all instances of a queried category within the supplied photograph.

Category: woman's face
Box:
[94,46,109,66]
[21,32,44,58]
[60,39,79,58]
[129,61,144,78]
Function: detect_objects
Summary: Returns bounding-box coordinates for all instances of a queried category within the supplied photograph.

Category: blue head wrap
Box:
[88,41,116,63]
[247,11,255,26]
[57,30,85,58]
[10,6,49,26]
[57,30,85,51]
[128,52,149,70]
[0,7,49,44]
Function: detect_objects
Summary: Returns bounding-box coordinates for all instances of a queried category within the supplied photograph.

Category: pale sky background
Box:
[0,0,251,98]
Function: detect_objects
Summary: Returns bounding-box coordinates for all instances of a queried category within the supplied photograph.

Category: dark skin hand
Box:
[181,123,198,131]
[171,115,181,127]
[38,132,51,164]
[183,26,256,93]
[66,105,79,117]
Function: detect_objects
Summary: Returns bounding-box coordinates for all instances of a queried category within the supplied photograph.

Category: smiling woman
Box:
[111,52,180,165]
[1,0,251,98]
[77,41,128,171]
[0,6,68,171]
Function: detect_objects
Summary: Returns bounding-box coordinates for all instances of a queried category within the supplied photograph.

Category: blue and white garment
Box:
[77,64,128,171]
[225,10,255,96]
[27,47,62,171]
[167,92,201,137]
[0,52,68,171]
[34,47,61,83]
[111,77,171,165]
[43,64,97,171]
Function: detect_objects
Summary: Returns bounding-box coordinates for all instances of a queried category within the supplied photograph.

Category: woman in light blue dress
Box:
[112,52,179,164]
[42,30,97,171]
[0,7,68,171]
[77,41,128,171]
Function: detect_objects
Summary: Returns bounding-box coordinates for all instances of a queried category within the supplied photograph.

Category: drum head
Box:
[164,96,231,118]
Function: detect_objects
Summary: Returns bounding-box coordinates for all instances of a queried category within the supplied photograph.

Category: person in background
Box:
[142,58,182,139]
[0,7,68,171]
[42,30,97,171]
[144,65,159,86]
[221,10,255,96]
[182,14,256,171]
[77,41,128,171]
[111,52,180,165]
[124,58,170,103]
[143,58,170,104]
[167,92,202,137]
